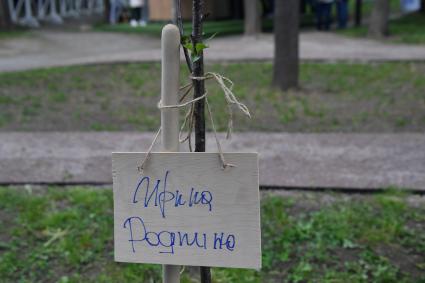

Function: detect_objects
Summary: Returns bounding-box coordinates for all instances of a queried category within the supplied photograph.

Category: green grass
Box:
[339,12,425,44]
[0,28,29,40]
[347,0,402,18]
[0,187,423,282]
[95,20,273,38]
[0,62,424,132]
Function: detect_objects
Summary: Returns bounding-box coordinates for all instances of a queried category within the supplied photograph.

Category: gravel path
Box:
[1,29,425,72]
[1,132,424,190]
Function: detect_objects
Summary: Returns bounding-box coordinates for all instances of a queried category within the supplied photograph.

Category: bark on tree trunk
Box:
[192,0,206,153]
[272,0,299,91]
[103,0,111,23]
[244,0,261,36]
[192,1,210,281]
[368,0,389,38]
[0,0,12,29]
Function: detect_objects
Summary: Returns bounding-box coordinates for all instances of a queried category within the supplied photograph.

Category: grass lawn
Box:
[0,28,29,40]
[0,62,424,132]
[95,20,274,38]
[0,187,423,282]
[339,12,425,44]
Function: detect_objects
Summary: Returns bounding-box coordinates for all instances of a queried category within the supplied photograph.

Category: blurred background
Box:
[0,0,424,132]
[0,0,424,282]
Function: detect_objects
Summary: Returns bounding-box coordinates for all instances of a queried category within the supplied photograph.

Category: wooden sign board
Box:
[112,152,261,269]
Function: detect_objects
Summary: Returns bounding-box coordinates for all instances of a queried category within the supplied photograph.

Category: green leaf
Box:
[195,43,209,54]
[191,54,201,62]
[182,42,193,52]
[205,32,218,42]
[181,35,191,45]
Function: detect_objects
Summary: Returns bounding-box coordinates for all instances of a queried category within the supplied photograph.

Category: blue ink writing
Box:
[132,170,213,218]
[124,216,224,255]
[213,232,236,251]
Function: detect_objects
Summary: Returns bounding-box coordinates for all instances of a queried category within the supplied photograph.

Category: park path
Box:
[1,29,425,72]
[1,132,424,191]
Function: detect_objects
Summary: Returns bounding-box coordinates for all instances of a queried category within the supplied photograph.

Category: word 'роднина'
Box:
[124,216,236,254]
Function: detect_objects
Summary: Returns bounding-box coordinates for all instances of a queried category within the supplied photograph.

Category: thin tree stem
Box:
[192,0,210,279]
[192,0,206,153]
[200,266,211,283]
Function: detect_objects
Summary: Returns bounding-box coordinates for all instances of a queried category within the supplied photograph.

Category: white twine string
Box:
[138,72,251,172]
[205,97,236,169]
[138,127,162,172]
[193,72,251,138]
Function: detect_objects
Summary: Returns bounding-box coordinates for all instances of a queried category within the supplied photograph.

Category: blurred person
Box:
[262,0,275,18]
[129,0,147,27]
[336,0,349,28]
[401,0,421,12]
[109,0,123,25]
[315,0,334,30]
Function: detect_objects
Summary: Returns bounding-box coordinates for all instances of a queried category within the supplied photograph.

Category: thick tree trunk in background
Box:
[421,0,425,13]
[368,0,389,37]
[273,0,299,91]
[0,1,12,29]
[103,0,111,23]
[244,0,261,35]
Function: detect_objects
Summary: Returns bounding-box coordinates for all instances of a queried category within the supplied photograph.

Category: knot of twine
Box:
[139,72,251,172]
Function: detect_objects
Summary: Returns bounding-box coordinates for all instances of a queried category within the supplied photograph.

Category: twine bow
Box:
[139,72,251,172]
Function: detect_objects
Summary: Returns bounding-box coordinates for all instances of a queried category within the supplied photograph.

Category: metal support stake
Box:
[160,24,181,283]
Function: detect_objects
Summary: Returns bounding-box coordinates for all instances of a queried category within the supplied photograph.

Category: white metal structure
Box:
[7,0,104,27]
[37,0,63,23]
[8,0,39,27]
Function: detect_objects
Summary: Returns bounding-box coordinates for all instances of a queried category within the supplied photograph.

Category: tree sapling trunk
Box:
[192,0,210,282]
[192,0,206,153]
